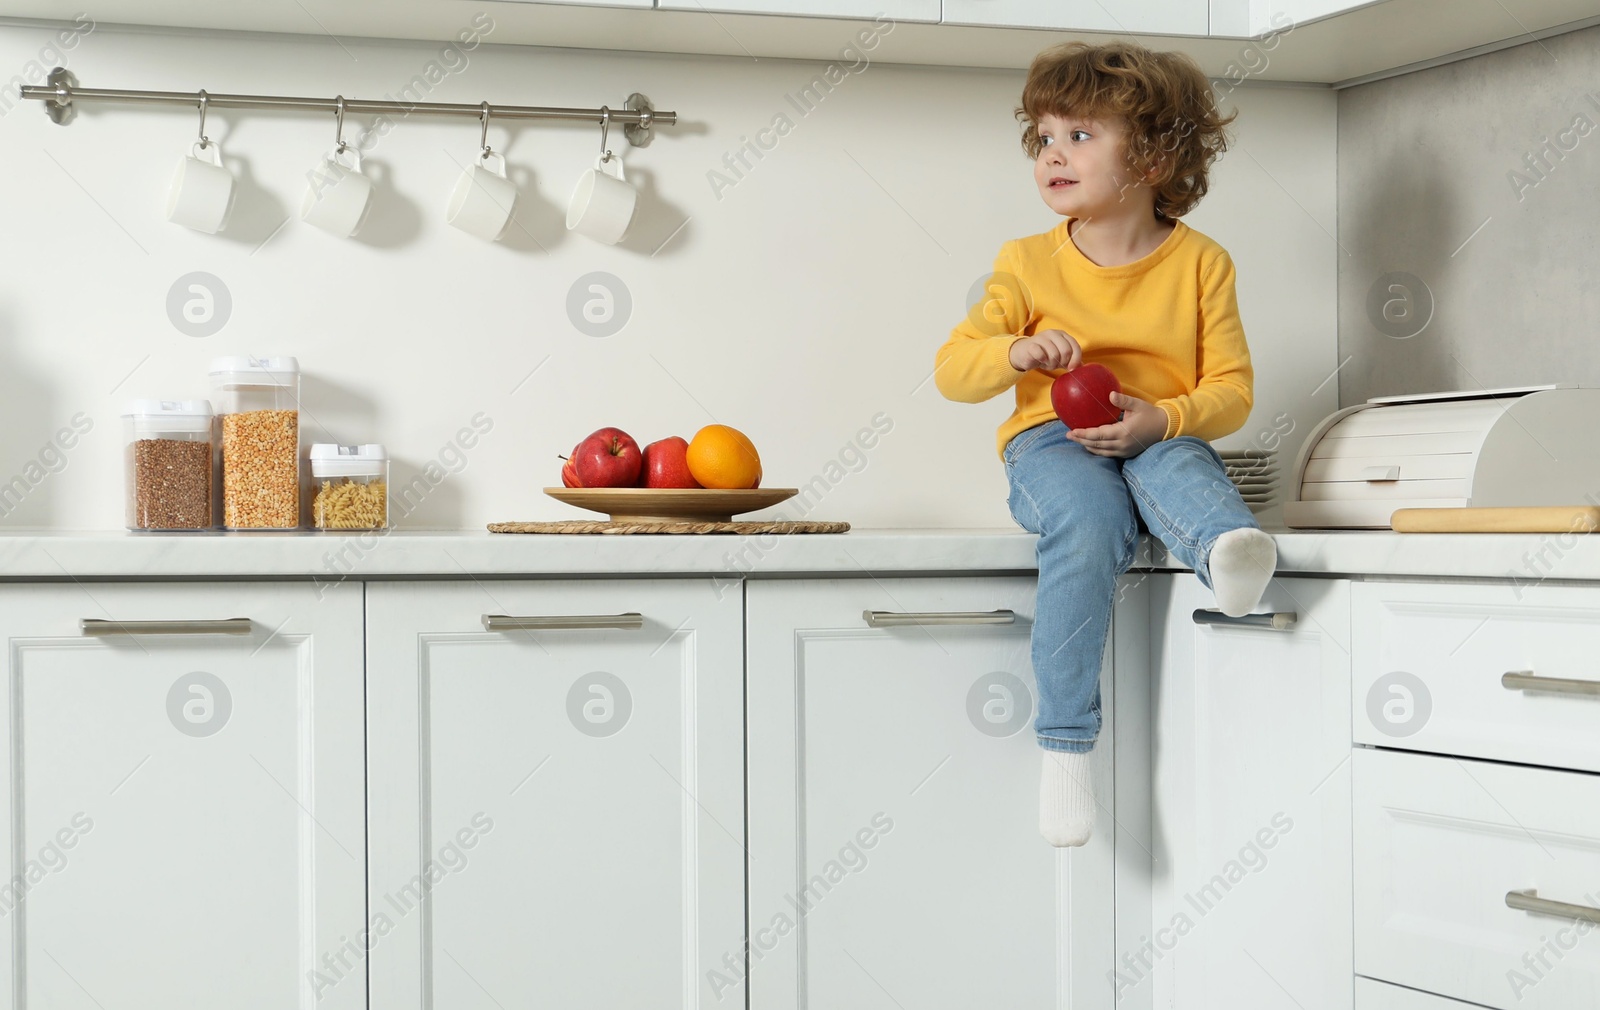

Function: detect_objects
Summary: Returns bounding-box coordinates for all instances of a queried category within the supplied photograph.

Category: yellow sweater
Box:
[935,216,1254,460]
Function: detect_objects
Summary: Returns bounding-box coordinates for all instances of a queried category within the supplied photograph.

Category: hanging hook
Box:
[479,101,492,158]
[598,106,613,164]
[196,89,210,149]
[334,95,347,154]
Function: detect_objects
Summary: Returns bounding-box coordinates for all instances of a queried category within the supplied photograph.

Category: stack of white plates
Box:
[1217,449,1278,512]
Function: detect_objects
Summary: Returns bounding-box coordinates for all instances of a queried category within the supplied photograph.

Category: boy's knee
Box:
[1156,434,1207,455]
[1039,508,1135,558]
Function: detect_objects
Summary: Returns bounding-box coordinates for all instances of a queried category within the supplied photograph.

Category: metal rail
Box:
[19,67,673,147]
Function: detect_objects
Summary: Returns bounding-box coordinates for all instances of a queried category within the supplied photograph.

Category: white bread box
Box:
[1282,385,1600,529]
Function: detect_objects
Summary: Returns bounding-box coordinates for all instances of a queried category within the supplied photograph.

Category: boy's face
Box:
[1032,112,1140,218]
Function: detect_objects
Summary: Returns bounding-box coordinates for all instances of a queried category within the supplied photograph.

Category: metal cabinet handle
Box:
[1506,889,1600,925]
[1361,465,1400,481]
[482,613,644,632]
[1192,609,1297,631]
[862,610,1016,627]
[1502,671,1600,697]
[80,618,253,636]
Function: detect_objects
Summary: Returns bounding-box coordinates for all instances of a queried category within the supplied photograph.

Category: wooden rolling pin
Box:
[1390,506,1600,533]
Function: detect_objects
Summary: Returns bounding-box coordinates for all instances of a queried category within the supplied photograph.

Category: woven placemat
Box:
[489,519,851,535]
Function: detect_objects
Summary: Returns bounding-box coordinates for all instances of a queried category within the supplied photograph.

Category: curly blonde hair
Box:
[1016,40,1237,220]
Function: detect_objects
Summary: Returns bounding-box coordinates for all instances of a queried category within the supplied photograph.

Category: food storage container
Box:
[209,356,301,530]
[123,399,214,531]
[311,443,388,530]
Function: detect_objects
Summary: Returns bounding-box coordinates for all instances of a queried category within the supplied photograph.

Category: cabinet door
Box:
[1255,0,1384,31]
[656,0,939,21]
[746,575,1117,1010]
[1210,0,1381,35]
[1143,574,1351,1010]
[0,582,366,1010]
[943,0,1209,36]
[366,579,744,1009]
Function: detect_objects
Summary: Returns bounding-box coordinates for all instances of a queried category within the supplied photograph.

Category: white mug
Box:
[447,151,517,242]
[166,141,236,234]
[301,146,374,238]
[567,154,637,245]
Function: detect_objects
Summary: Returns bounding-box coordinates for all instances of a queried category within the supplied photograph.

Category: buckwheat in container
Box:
[311,444,389,530]
[210,356,301,530]
[124,400,214,531]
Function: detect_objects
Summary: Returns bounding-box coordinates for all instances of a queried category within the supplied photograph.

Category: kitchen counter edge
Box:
[0,528,1586,583]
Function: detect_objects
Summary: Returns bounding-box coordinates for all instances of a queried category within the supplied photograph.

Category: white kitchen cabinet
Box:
[1260,0,1386,29]
[745,575,1120,1009]
[365,579,744,1009]
[1353,748,1600,1010]
[943,0,1209,36]
[1137,573,1352,1010]
[1352,580,1600,774]
[0,582,366,1010]
[656,0,938,21]
[1209,0,1385,35]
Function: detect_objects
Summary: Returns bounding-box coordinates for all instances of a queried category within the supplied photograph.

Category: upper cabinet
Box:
[1209,0,1387,36]
[944,0,1209,37]
[5,0,1600,83]
[1255,0,1387,30]
[657,0,940,21]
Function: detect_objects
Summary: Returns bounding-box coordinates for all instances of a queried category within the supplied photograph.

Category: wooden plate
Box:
[544,487,799,523]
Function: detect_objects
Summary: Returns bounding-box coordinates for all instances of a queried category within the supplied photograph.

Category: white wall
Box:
[0,18,1336,530]
[1338,23,1600,407]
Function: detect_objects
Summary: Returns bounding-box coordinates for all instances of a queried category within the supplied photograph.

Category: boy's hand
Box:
[1008,329,1082,372]
[1066,392,1171,458]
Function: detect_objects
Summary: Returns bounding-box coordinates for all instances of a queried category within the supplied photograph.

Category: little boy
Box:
[934,40,1277,847]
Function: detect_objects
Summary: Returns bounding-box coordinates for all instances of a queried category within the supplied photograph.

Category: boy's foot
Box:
[1040,749,1095,847]
[1209,527,1277,617]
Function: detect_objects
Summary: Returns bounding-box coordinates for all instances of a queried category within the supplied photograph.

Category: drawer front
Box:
[1354,748,1600,1010]
[1355,976,1491,1009]
[1353,581,1600,772]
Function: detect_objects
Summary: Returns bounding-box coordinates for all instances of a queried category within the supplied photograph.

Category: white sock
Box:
[1209,527,1277,618]
[1039,749,1096,847]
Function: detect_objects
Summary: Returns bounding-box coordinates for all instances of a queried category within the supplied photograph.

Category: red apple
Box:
[639,436,702,489]
[573,427,642,488]
[1051,363,1123,430]
[559,453,582,488]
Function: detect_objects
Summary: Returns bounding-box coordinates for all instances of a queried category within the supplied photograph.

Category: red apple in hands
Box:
[1051,364,1123,430]
[573,427,643,487]
[638,436,703,489]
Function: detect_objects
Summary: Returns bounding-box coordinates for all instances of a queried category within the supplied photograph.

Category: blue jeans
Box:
[1003,420,1259,753]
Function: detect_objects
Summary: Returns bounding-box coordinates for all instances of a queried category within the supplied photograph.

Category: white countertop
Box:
[0,527,1592,582]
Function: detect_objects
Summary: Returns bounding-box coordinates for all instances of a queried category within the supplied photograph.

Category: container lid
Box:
[122,399,213,436]
[310,443,387,477]
[208,356,300,388]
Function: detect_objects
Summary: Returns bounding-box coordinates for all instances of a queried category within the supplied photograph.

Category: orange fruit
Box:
[686,424,762,489]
